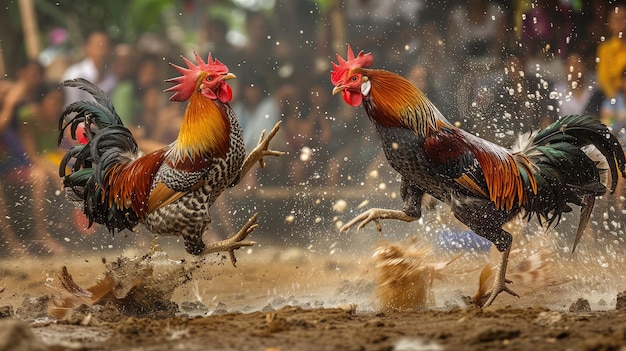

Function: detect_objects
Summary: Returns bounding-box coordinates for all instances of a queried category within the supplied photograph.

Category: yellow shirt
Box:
[596,36,626,98]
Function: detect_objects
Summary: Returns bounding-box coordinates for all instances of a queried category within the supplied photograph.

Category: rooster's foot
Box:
[239,121,286,179]
[201,213,258,267]
[479,246,519,307]
[479,278,519,307]
[339,208,416,233]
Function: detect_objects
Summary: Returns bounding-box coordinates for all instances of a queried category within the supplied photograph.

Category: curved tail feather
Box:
[58,79,140,233]
[533,114,625,192]
[518,115,625,251]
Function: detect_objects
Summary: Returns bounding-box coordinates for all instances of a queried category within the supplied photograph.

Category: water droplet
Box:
[333,199,347,212]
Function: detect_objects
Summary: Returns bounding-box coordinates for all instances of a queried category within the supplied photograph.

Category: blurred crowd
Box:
[1,0,626,255]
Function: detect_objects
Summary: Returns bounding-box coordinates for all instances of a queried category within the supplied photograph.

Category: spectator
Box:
[18,82,68,254]
[516,0,575,86]
[0,77,23,254]
[596,4,626,98]
[342,0,422,64]
[232,70,281,186]
[599,67,626,212]
[232,71,280,153]
[408,12,454,117]
[134,83,183,153]
[521,0,574,60]
[111,51,163,128]
[0,60,43,164]
[236,11,277,77]
[0,61,66,254]
[110,44,137,126]
[600,68,626,147]
[197,17,237,66]
[282,79,333,185]
[555,52,602,117]
[38,27,71,82]
[474,52,558,144]
[61,31,116,106]
[447,0,506,69]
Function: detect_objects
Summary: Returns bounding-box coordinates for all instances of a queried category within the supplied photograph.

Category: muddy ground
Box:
[2,225,626,351]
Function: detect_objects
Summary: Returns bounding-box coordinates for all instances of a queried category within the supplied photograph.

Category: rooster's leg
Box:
[480,240,519,307]
[234,121,286,185]
[201,212,258,267]
[339,208,417,233]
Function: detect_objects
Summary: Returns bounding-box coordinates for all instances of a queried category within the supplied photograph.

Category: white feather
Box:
[581,144,610,187]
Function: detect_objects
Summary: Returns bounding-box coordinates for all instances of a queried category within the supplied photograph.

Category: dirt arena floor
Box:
[2,217,626,351]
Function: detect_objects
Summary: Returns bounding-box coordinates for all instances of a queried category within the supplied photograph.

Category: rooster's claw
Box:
[340,208,416,233]
[237,121,286,183]
[479,282,519,307]
[201,213,259,267]
[253,121,286,169]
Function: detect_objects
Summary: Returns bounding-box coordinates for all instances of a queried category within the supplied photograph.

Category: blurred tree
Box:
[0,0,174,77]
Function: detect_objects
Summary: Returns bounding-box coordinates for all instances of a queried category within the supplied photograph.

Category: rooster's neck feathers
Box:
[364,70,451,136]
[168,92,231,168]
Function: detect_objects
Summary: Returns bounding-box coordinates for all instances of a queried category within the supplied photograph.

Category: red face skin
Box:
[199,72,234,103]
[333,71,367,107]
[331,46,374,107]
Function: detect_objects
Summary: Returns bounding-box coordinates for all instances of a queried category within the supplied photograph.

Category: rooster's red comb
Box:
[330,45,374,86]
[165,52,229,102]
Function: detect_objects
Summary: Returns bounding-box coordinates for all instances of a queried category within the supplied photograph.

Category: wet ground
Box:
[2,219,626,351]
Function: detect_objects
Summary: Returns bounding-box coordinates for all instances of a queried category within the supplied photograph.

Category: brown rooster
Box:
[59,53,284,264]
[331,46,626,306]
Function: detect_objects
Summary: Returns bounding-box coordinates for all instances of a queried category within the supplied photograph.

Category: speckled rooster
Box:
[331,45,626,306]
[59,53,284,264]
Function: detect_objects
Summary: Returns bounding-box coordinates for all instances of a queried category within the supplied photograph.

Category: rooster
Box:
[331,46,626,306]
[59,53,284,265]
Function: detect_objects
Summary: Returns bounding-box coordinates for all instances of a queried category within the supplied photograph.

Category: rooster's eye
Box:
[351,76,358,82]
[206,76,213,82]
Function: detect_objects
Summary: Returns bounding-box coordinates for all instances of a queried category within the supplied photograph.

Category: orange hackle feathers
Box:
[330,45,374,86]
[365,70,450,133]
[169,91,231,166]
[165,52,229,102]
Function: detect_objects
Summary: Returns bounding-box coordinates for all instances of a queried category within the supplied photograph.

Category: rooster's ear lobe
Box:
[361,79,371,96]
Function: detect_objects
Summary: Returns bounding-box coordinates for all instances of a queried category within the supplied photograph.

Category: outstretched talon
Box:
[201,213,259,267]
[340,208,416,233]
[239,121,286,180]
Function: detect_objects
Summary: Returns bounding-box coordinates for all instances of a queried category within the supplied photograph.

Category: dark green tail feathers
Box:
[58,78,138,232]
[534,115,626,193]
[524,115,625,252]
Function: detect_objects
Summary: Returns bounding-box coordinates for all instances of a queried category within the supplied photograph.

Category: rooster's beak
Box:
[222,73,236,81]
[332,85,343,95]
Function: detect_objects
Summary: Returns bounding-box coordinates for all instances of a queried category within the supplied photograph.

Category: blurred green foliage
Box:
[1,0,175,77]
